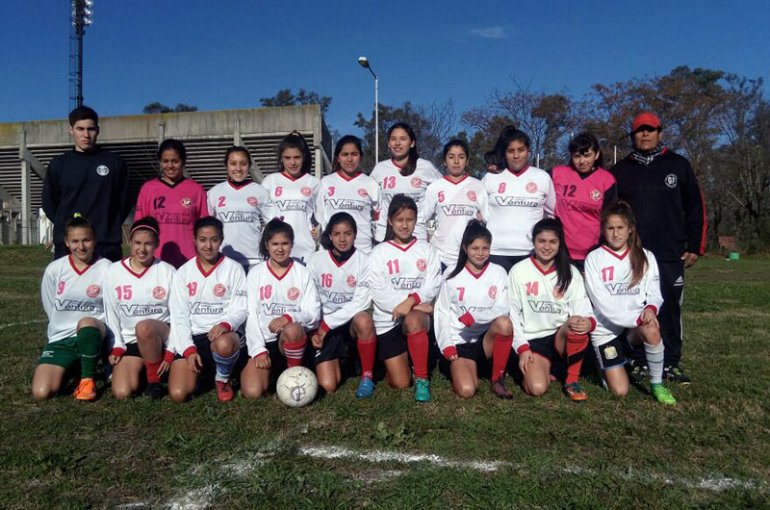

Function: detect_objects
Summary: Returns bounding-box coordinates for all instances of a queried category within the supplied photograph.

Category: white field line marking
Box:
[0,319,45,330]
[166,484,217,510]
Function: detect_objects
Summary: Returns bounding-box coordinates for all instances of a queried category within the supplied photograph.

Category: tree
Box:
[260,88,332,115]
[142,102,198,114]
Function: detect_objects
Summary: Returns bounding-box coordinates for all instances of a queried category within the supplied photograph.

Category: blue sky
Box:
[2,0,769,135]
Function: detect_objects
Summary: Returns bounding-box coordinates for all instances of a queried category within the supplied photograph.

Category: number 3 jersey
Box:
[103,258,176,352]
[307,249,371,333]
[244,260,320,358]
[41,256,111,343]
[508,257,595,354]
[363,239,442,335]
[434,263,509,354]
[584,246,663,346]
[315,171,380,254]
[167,255,247,357]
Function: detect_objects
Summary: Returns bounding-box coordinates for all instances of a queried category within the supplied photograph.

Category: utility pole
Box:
[69,0,94,109]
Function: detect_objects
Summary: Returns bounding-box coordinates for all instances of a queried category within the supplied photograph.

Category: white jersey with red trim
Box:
[370,158,442,242]
[434,263,509,353]
[103,258,176,351]
[584,246,663,346]
[307,249,371,332]
[482,167,556,256]
[423,175,490,268]
[363,238,442,334]
[41,256,111,343]
[507,257,594,353]
[315,171,380,254]
[262,172,321,262]
[207,180,269,267]
[167,255,247,356]
[244,260,320,357]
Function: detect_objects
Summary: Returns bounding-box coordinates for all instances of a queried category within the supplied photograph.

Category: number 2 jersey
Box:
[244,260,320,358]
[363,238,442,335]
[41,255,111,343]
[103,258,176,352]
[584,246,663,346]
[315,171,380,254]
[167,255,247,358]
[261,172,321,263]
[307,249,372,333]
[434,263,509,355]
[508,257,595,354]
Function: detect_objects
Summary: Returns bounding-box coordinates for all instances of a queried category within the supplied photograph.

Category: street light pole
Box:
[358,56,379,162]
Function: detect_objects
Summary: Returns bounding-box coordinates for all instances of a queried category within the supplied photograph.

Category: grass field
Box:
[1,247,769,509]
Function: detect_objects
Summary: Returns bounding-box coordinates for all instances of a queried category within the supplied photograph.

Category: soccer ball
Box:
[276,366,318,407]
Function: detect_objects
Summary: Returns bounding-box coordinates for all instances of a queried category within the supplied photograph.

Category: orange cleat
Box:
[74,378,96,401]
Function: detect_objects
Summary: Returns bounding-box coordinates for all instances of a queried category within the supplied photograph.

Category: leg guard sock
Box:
[357,337,377,379]
[491,334,513,383]
[212,350,240,383]
[406,330,429,379]
[283,337,307,368]
[76,326,102,379]
[644,341,665,385]
[565,332,589,385]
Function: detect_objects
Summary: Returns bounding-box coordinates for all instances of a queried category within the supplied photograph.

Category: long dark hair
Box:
[158,138,187,164]
[193,216,223,238]
[383,194,418,242]
[332,135,363,173]
[259,218,295,260]
[493,126,530,171]
[387,122,419,176]
[447,220,492,280]
[277,131,312,175]
[601,201,647,288]
[320,212,357,251]
[568,132,604,170]
[531,218,573,295]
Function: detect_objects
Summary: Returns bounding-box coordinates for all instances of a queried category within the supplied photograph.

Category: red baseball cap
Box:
[631,112,661,132]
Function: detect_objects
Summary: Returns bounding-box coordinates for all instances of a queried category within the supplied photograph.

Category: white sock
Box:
[644,341,664,385]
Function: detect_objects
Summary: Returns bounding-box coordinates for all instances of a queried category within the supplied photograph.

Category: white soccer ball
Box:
[276,366,318,407]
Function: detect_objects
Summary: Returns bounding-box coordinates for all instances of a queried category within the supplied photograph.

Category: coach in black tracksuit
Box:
[611,112,706,384]
[42,106,131,262]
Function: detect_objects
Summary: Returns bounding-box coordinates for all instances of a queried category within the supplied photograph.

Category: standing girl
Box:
[166,217,248,403]
[423,139,489,270]
[483,128,556,273]
[103,217,176,400]
[364,194,442,402]
[370,123,442,242]
[550,133,617,269]
[508,218,594,401]
[262,132,321,263]
[208,146,270,270]
[308,212,378,397]
[584,201,676,404]
[135,139,208,268]
[315,135,380,254]
[32,215,111,401]
[241,219,321,400]
[434,220,514,399]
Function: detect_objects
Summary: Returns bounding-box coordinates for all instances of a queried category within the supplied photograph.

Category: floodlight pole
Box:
[358,57,379,162]
[70,0,94,109]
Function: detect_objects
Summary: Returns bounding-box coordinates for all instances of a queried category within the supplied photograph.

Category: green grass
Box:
[1,248,768,509]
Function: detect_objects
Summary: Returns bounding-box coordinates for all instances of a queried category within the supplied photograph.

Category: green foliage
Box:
[260,88,332,116]
[142,102,199,114]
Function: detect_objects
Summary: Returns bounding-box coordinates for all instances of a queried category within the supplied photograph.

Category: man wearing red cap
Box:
[611,112,706,385]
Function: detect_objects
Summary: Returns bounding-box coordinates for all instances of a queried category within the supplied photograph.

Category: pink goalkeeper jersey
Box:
[135,178,209,268]
[551,166,616,262]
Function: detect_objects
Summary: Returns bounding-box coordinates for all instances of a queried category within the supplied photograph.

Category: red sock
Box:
[406,330,429,379]
[145,359,162,384]
[283,337,307,368]
[491,334,513,383]
[357,337,376,379]
[565,332,589,384]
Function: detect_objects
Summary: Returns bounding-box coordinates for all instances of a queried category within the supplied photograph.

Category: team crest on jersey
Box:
[525,182,538,193]
[287,287,300,300]
[301,186,312,197]
[488,286,498,299]
[603,345,618,360]
[416,258,427,272]
[347,275,357,287]
[247,196,259,206]
[180,197,192,208]
[411,177,422,188]
[153,286,166,300]
[213,284,227,297]
[665,174,678,188]
[95,165,110,176]
[358,188,369,198]
[467,190,477,202]
[86,285,101,298]
[590,189,602,201]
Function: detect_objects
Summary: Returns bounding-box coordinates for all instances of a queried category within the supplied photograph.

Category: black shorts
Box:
[314,322,352,364]
[123,343,141,358]
[528,333,556,361]
[489,254,529,274]
[593,337,627,371]
[456,339,488,362]
[377,325,407,361]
